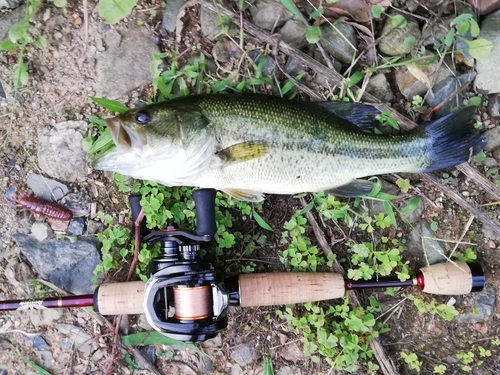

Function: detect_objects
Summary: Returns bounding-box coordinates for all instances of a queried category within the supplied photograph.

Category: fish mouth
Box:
[92,118,146,171]
[105,117,146,150]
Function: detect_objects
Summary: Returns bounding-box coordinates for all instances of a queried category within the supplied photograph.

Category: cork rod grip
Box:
[420,261,473,295]
[238,273,345,307]
[96,281,146,315]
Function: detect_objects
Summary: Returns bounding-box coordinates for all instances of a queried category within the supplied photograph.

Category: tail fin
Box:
[422,107,486,173]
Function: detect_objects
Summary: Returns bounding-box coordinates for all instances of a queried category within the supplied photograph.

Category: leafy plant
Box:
[406,295,458,321]
[453,247,477,262]
[285,297,389,372]
[98,0,139,24]
[400,351,421,372]
[347,239,410,281]
[444,13,493,59]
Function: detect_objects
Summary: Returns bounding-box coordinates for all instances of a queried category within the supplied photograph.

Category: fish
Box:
[92,94,486,202]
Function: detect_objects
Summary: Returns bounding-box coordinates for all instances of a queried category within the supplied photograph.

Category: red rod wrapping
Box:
[0,295,94,311]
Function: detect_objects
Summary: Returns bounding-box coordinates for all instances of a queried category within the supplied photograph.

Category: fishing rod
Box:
[0,189,485,342]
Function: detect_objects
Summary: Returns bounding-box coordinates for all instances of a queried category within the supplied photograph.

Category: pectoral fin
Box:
[217,141,269,164]
[222,188,265,202]
[325,179,376,198]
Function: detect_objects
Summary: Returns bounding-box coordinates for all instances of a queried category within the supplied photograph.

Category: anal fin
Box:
[222,188,265,202]
[325,179,375,198]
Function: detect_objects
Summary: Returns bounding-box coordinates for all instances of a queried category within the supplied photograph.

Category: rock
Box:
[212,38,242,63]
[395,54,454,99]
[201,334,222,348]
[457,285,496,323]
[472,367,493,375]
[59,193,91,218]
[475,10,500,93]
[0,0,24,9]
[31,222,52,241]
[247,50,277,77]
[284,57,307,77]
[37,121,90,182]
[139,346,157,366]
[483,224,500,240]
[467,0,500,15]
[27,336,48,350]
[249,0,293,31]
[57,324,92,355]
[30,308,63,327]
[366,73,395,103]
[0,80,6,101]
[86,219,104,235]
[493,148,500,161]
[378,11,421,56]
[198,355,214,373]
[0,4,25,41]
[12,234,101,294]
[200,6,226,40]
[35,350,53,370]
[67,217,86,236]
[230,343,257,367]
[425,71,477,116]
[487,94,500,118]
[26,174,69,202]
[481,157,498,168]
[280,19,308,49]
[278,341,304,362]
[421,18,451,46]
[407,222,446,266]
[137,314,153,331]
[483,126,500,152]
[161,0,185,33]
[96,27,158,99]
[320,20,357,64]
[277,366,303,375]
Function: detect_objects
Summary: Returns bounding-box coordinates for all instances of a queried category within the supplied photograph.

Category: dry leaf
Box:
[407,65,434,94]
[310,0,391,22]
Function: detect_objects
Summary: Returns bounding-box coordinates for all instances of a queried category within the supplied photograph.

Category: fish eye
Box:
[135,110,151,124]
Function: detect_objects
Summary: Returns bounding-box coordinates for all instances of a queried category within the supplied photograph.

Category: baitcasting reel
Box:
[131,189,230,342]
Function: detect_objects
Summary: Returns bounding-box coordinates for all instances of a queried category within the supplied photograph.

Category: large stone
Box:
[366,73,395,103]
[425,71,476,116]
[483,126,500,152]
[12,234,101,294]
[395,54,454,99]
[407,222,446,266]
[95,27,158,99]
[249,0,293,31]
[0,0,24,8]
[457,285,496,323]
[320,20,357,64]
[161,0,185,33]
[230,343,257,367]
[475,10,500,93]
[378,11,421,56]
[280,19,308,49]
[0,4,25,41]
[26,173,69,202]
[37,121,89,182]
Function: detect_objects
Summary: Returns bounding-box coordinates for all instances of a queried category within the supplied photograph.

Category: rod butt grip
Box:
[420,261,485,295]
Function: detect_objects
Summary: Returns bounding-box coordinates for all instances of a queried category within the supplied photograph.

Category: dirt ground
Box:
[1,1,500,375]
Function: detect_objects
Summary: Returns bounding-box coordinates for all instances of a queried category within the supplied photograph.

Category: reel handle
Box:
[192,188,217,237]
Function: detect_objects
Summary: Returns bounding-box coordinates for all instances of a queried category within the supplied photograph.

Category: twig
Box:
[83,0,88,48]
[299,198,398,375]
[449,214,475,259]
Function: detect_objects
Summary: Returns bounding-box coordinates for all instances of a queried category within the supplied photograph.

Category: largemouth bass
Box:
[93,94,485,202]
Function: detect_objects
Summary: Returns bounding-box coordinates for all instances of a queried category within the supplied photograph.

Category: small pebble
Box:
[488,240,496,249]
[54,32,63,39]
[462,191,470,197]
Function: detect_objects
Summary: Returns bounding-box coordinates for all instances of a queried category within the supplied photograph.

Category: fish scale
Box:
[93,94,485,202]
